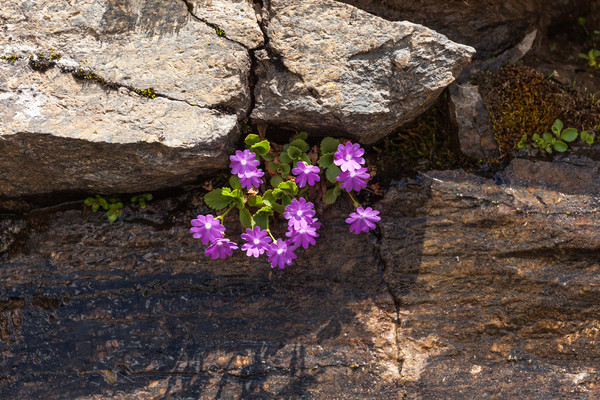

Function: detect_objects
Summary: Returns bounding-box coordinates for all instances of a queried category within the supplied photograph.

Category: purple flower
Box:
[337,167,369,192]
[334,142,365,172]
[205,238,238,259]
[266,239,297,269]
[241,227,271,257]
[292,162,321,187]
[230,149,260,176]
[190,214,226,244]
[286,219,320,249]
[346,207,380,234]
[283,198,316,230]
[240,168,264,190]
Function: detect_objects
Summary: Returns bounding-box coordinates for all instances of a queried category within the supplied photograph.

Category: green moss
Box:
[476,64,600,157]
[1,55,21,62]
[475,64,560,156]
[72,68,156,100]
[133,88,157,99]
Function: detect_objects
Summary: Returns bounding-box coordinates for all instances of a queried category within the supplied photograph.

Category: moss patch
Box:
[476,64,600,157]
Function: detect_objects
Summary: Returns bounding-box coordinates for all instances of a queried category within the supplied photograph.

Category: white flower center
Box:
[350,171,356,177]
[241,159,247,165]
[346,154,352,160]
[205,222,212,229]
[217,241,223,246]
[253,238,260,245]
[297,210,303,216]
[277,248,284,255]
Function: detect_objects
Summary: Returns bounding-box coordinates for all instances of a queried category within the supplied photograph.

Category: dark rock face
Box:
[2,162,600,397]
[337,0,593,61]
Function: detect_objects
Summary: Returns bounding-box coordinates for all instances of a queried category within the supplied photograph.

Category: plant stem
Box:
[266,219,277,242]
[217,205,234,221]
[346,191,361,208]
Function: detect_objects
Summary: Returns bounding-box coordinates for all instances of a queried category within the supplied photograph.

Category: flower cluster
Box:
[190,134,381,269]
[230,149,264,190]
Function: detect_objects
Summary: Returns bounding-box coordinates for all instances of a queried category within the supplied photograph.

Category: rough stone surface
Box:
[251,0,475,144]
[449,83,499,160]
[0,201,402,399]
[337,0,592,61]
[0,63,238,197]
[0,0,252,197]
[188,0,264,49]
[3,163,600,397]
[378,169,600,397]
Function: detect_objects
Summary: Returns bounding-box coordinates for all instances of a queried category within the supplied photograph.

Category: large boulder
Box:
[251,0,474,144]
[0,0,251,197]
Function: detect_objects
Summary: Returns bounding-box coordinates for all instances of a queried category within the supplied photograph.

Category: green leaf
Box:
[297,131,308,140]
[278,180,298,195]
[239,207,252,229]
[247,195,263,207]
[138,200,147,209]
[580,53,590,60]
[270,175,283,188]
[272,188,283,199]
[287,145,302,159]
[245,134,260,147]
[261,153,274,161]
[326,165,341,183]
[277,163,290,176]
[282,195,292,207]
[229,174,242,189]
[320,137,340,154]
[84,197,94,206]
[560,128,578,142]
[318,153,334,168]
[278,151,291,164]
[551,119,563,136]
[251,140,270,155]
[300,153,311,164]
[290,138,309,152]
[263,190,275,204]
[543,132,553,142]
[253,212,268,229]
[91,204,100,212]
[142,193,153,201]
[553,140,568,152]
[107,208,121,222]
[204,188,230,210]
[271,202,284,214]
[324,188,338,204]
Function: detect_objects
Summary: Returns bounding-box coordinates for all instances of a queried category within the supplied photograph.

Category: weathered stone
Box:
[0,200,402,398]
[378,170,600,397]
[0,0,252,197]
[448,83,499,160]
[187,0,264,49]
[338,0,592,61]
[0,64,238,197]
[251,0,475,144]
[505,157,600,195]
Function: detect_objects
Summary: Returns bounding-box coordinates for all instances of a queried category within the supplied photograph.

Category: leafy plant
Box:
[191,131,381,269]
[131,193,153,209]
[521,119,594,154]
[84,195,123,222]
[579,49,600,69]
[532,119,578,153]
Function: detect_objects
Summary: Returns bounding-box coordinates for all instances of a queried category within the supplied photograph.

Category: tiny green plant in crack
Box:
[215,26,226,37]
[579,49,600,69]
[84,195,123,222]
[131,193,153,209]
[518,119,594,154]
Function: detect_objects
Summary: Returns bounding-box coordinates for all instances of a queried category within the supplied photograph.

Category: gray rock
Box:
[187,0,264,49]
[448,84,499,160]
[0,0,251,197]
[0,64,238,197]
[251,0,475,144]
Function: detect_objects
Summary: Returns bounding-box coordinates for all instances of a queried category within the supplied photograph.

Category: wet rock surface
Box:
[2,163,600,397]
[251,0,474,144]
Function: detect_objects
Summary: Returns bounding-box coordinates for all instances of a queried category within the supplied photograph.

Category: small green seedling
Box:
[580,130,595,145]
[84,195,123,222]
[517,134,528,149]
[532,119,578,153]
[579,49,600,69]
[131,193,153,209]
